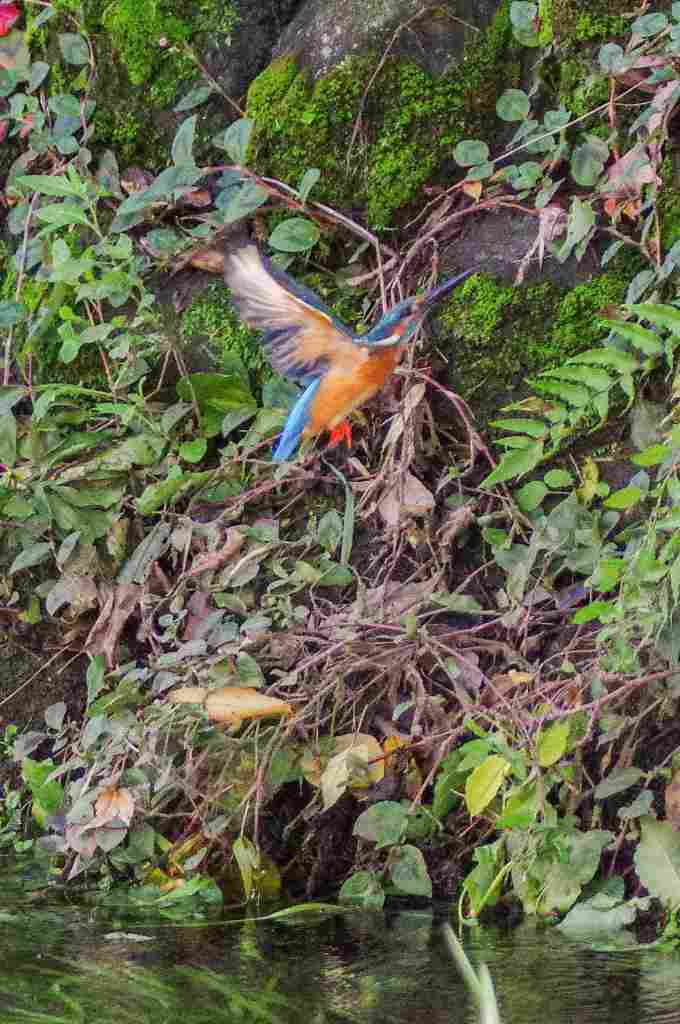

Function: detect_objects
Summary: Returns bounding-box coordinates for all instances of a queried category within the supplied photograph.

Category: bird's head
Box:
[364,268,475,347]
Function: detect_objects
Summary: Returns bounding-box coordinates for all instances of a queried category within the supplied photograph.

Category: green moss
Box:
[557,59,609,118]
[93,109,146,165]
[83,0,238,165]
[659,155,680,249]
[247,2,518,229]
[437,269,629,419]
[550,0,628,44]
[180,283,269,383]
[573,14,627,41]
[93,0,236,88]
[551,275,628,353]
[537,0,554,46]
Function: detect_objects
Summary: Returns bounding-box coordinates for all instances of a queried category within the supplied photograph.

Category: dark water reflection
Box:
[2,867,680,1023]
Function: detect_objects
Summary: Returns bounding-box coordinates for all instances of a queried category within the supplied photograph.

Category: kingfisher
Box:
[224,245,473,461]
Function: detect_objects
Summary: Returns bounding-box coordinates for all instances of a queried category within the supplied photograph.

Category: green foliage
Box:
[482,302,680,489]
[3,0,680,933]
[340,800,433,908]
[438,271,629,418]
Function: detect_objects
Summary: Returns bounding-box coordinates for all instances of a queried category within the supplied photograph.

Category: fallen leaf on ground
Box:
[186,527,245,577]
[205,687,292,724]
[93,786,135,827]
[378,471,434,526]
[85,583,141,668]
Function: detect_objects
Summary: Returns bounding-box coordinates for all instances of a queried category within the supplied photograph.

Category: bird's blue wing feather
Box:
[273,377,321,461]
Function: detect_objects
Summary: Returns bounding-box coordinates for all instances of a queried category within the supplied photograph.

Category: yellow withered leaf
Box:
[168,686,208,705]
[302,733,384,791]
[204,687,292,724]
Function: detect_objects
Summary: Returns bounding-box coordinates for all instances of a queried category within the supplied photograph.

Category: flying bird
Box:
[224,245,473,461]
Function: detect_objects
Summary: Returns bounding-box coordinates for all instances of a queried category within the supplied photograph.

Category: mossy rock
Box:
[541,0,629,46]
[436,267,632,420]
[246,2,519,229]
[74,0,239,167]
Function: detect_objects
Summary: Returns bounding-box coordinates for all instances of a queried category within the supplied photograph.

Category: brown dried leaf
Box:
[45,574,98,618]
[604,145,658,199]
[462,181,483,202]
[437,504,475,550]
[0,30,29,71]
[85,583,141,668]
[167,686,208,704]
[179,188,212,208]
[378,471,434,526]
[187,246,226,274]
[182,591,212,642]
[647,80,680,136]
[302,733,384,793]
[120,167,153,193]
[186,527,246,578]
[93,786,135,827]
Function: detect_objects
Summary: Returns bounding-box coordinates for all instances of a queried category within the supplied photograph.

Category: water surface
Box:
[2,864,679,1023]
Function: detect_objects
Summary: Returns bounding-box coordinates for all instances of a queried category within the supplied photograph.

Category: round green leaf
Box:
[269,218,320,253]
[465,161,495,181]
[388,844,432,897]
[222,117,254,164]
[298,167,320,203]
[339,871,385,908]
[598,43,625,73]
[514,480,548,511]
[454,139,490,167]
[543,108,571,131]
[58,33,89,65]
[0,301,26,326]
[631,12,668,37]
[543,469,573,488]
[570,142,607,186]
[508,161,543,191]
[353,801,408,849]
[603,485,643,510]
[510,2,538,31]
[28,61,50,93]
[178,438,208,463]
[572,600,614,624]
[496,89,530,122]
[174,84,214,113]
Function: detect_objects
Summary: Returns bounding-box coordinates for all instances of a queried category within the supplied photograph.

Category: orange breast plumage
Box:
[305,345,405,436]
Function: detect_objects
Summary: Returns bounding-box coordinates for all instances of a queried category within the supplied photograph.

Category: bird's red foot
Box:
[328,420,353,448]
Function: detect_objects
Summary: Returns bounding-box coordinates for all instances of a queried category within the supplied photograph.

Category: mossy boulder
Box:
[247,3,519,228]
[273,0,505,79]
[435,267,632,420]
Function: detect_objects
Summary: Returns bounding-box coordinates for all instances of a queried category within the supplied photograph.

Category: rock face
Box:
[205,0,304,102]
[274,0,503,79]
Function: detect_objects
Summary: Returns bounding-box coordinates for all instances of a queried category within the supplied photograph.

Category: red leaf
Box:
[0,4,20,36]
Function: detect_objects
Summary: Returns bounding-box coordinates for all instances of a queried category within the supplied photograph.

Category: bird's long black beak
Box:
[422,268,476,309]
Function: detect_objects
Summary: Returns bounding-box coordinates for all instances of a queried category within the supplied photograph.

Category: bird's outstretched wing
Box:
[225,246,368,382]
